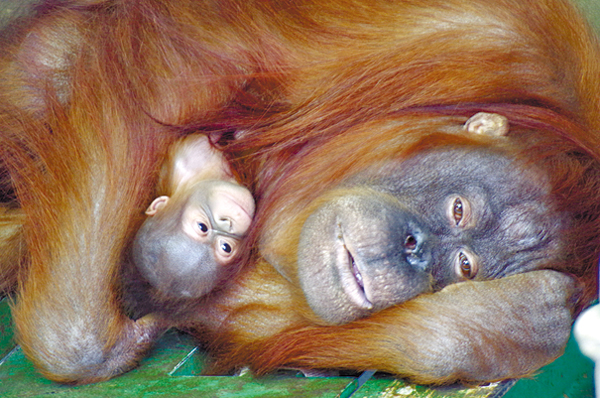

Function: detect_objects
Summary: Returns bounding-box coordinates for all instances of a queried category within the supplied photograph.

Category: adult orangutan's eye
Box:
[447,195,472,228]
[455,250,478,279]
[453,198,463,225]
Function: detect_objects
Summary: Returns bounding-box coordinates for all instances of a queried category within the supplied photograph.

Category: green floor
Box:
[0,299,594,398]
[0,1,599,397]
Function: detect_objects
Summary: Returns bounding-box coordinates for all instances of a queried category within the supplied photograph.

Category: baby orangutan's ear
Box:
[464,112,509,137]
[145,196,170,216]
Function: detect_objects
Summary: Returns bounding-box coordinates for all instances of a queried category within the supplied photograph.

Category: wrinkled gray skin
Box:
[298,146,566,325]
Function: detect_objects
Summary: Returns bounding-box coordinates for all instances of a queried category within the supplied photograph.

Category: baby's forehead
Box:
[172,180,219,204]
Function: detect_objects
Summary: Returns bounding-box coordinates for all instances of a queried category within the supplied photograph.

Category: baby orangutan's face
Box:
[180,179,255,264]
[133,180,255,299]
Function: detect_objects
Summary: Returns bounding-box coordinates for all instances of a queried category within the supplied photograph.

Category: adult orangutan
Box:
[0,0,599,386]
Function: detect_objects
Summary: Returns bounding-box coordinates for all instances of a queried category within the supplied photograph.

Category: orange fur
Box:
[0,0,598,385]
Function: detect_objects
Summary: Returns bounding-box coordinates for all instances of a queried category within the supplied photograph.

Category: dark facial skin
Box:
[298,146,566,325]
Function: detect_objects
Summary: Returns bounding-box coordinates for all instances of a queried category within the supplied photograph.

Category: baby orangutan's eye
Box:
[198,222,209,233]
[221,241,232,253]
[215,237,238,264]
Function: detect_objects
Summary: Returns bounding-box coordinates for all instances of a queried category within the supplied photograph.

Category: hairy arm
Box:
[0,206,25,294]
[242,270,579,384]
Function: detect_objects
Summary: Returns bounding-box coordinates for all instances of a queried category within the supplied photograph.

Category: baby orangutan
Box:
[132,134,255,299]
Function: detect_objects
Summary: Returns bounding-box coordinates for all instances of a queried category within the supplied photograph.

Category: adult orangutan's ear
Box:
[464,112,509,136]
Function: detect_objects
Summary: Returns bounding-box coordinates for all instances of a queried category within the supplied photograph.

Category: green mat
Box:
[0,299,594,398]
[0,0,598,396]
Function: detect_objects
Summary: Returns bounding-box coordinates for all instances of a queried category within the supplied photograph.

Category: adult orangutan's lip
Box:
[335,223,373,310]
[349,249,364,290]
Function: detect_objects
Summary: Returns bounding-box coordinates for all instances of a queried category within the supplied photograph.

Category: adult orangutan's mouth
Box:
[335,223,373,310]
